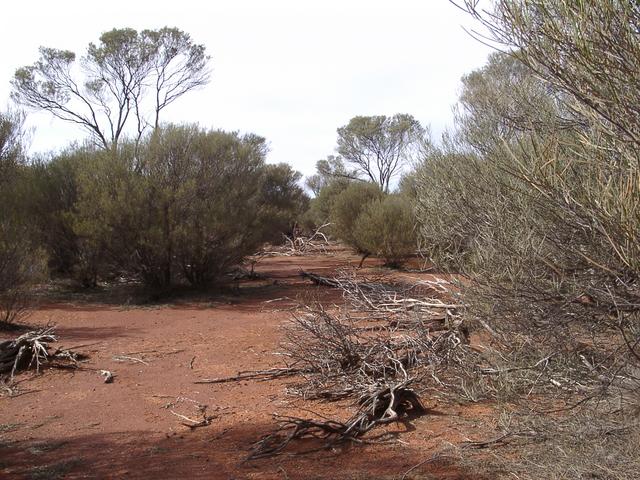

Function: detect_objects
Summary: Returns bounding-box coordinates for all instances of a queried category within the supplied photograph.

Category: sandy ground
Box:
[0,248,495,479]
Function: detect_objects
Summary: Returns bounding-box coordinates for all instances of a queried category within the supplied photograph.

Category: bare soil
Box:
[0,247,495,479]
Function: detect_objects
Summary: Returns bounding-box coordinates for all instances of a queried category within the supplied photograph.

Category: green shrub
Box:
[353,195,417,266]
[329,182,383,253]
[27,147,88,278]
[302,178,350,233]
[0,111,45,325]
[256,163,309,242]
[72,124,303,290]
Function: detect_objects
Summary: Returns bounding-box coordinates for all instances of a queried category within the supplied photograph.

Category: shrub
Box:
[256,163,309,242]
[414,3,640,427]
[302,178,350,233]
[0,111,45,326]
[72,124,303,290]
[27,147,88,278]
[329,182,383,253]
[414,6,640,473]
[353,195,417,266]
[0,222,46,325]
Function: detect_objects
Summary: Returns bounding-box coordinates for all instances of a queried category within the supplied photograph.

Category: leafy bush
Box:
[0,111,45,326]
[72,124,303,290]
[414,6,640,473]
[353,195,417,266]
[416,24,639,334]
[256,163,309,242]
[27,147,89,278]
[329,182,383,254]
[302,178,351,233]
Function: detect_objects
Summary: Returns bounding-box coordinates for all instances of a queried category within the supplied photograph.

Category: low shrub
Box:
[353,195,417,266]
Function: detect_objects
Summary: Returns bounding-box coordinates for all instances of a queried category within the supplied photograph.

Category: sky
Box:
[0,0,492,178]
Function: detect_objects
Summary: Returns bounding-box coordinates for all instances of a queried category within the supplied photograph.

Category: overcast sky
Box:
[0,0,491,178]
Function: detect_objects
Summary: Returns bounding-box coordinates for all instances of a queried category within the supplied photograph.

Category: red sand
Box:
[0,248,493,479]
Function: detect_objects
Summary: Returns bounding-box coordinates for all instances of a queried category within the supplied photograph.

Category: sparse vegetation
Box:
[1,4,639,478]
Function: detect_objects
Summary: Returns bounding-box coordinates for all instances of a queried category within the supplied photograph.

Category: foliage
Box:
[336,114,425,192]
[27,148,89,278]
[414,5,640,473]
[0,111,45,326]
[329,182,383,254]
[305,155,360,196]
[255,163,309,242]
[302,178,351,233]
[12,27,210,150]
[71,124,302,290]
[353,195,417,266]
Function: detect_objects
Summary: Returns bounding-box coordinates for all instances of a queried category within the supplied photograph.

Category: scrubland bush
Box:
[256,163,309,242]
[415,2,640,475]
[71,124,302,290]
[353,195,417,266]
[301,178,350,233]
[329,182,383,255]
[416,3,639,337]
[0,111,45,326]
[28,148,87,277]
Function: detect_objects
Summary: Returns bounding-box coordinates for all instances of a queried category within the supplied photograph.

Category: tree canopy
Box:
[12,27,210,151]
[336,114,425,193]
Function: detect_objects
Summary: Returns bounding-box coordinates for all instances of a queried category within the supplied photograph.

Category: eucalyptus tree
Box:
[12,27,210,151]
[336,114,424,193]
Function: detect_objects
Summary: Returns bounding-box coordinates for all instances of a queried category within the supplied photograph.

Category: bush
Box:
[329,182,383,253]
[27,147,88,278]
[416,25,640,334]
[0,222,46,325]
[0,111,45,326]
[353,195,417,266]
[414,2,640,429]
[302,178,351,233]
[414,6,640,473]
[72,124,303,290]
[256,163,309,242]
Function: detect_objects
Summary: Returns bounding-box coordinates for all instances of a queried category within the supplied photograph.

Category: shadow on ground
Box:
[0,419,487,480]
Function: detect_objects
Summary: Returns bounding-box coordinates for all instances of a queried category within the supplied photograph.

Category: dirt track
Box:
[0,248,493,479]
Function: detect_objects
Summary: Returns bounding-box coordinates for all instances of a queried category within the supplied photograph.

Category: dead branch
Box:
[0,327,85,378]
[299,271,341,288]
[299,270,463,315]
[112,354,149,366]
[194,367,306,384]
[170,405,215,429]
[249,381,427,459]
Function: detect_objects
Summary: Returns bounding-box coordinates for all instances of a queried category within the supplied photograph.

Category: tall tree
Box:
[12,27,210,151]
[336,114,424,193]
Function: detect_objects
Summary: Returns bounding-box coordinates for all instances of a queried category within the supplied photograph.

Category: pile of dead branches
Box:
[197,270,479,457]
[301,269,464,328]
[250,380,426,459]
[0,327,83,378]
[262,224,332,257]
[280,305,464,399]
[244,297,471,457]
[201,270,475,457]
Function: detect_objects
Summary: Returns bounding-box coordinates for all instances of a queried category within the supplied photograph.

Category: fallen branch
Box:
[113,355,149,366]
[249,382,428,459]
[195,367,306,384]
